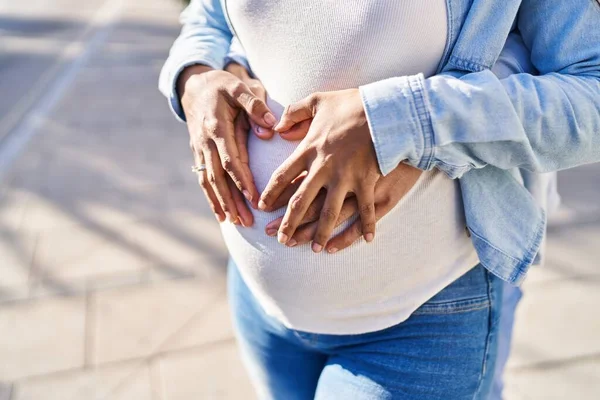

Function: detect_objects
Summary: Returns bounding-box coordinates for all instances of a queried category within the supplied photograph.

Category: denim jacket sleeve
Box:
[158,0,232,122]
[224,36,252,73]
[360,0,600,178]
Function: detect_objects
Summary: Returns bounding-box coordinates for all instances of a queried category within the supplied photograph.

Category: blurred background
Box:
[0,0,599,399]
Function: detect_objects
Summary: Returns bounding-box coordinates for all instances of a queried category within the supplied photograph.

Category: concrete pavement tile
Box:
[33,206,226,289]
[12,362,154,400]
[0,188,30,230]
[0,286,31,305]
[524,224,600,285]
[509,279,600,369]
[123,217,226,281]
[33,221,148,288]
[91,278,224,365]
[158,344,256,400]
[0,383,11,400]
[505,358,600,400]
[0,230,35,303]
[0,296,85,380]
[162,293,234,353]
[0,189,35,301]
[16,180,169,235]
[148,183,229,281]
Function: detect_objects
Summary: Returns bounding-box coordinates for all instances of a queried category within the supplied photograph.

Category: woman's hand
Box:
[224,62,275,140]
[258,89,382,252]
[264,163,422,252]
[179,64,276,225]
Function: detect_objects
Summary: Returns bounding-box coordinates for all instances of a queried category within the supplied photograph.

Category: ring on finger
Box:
[191,164,207,173]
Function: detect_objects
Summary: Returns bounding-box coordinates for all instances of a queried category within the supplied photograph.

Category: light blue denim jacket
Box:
[159,0,600,285]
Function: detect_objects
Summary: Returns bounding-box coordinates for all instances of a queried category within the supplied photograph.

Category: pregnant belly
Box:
[219,131,479,333]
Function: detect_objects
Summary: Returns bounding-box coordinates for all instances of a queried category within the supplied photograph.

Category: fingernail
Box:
[233,217,241,225]
[328,247,338,254]
[265,221,278,229]
[287,239,297,247]
[264,112,277,126]
[216,214,225,222]
[278,232,288,244]
[312,242,323,253]
[239,217,250,227]
[266,228,277,237]
[258,200,268,210]
[243,190,252,202]
[365,233,374,243]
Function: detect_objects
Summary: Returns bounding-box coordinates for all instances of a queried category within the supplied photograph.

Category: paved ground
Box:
[0,0,599,399]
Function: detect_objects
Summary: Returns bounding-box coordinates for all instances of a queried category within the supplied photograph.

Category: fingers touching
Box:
[274,94,318,133]
[278,119,312,141]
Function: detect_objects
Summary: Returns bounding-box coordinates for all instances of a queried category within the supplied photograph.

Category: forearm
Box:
[159,0,233,121]
[361,0,600,178]
[424,70,599,176]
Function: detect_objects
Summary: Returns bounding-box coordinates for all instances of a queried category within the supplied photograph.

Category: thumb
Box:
[247,80,275,140]
[275,93,318,132]
[279,119,312,141]
[231,81,277,129]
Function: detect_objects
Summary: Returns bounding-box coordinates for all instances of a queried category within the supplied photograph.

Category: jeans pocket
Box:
[412,264,491,315]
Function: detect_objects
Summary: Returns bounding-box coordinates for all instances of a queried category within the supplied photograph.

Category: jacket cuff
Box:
[224,37,252,73]
[359,74,433,176]
[158,54,222,123]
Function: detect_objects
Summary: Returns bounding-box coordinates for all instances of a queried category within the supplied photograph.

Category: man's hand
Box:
[258,89,382,252]
[179,64,276,225]
[264,163,422,252]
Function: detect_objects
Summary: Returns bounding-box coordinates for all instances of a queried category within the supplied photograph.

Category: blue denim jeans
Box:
[228,261,504,400]
[492,283,523,399]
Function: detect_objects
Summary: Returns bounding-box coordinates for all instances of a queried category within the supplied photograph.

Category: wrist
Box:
[177,64,214,103]
[224,62,250,80]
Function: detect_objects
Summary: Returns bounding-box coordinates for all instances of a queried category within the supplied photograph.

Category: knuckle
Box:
[230,81,247,98]
[272,172,288,188]
[202,119,220,136]
[362,221,376,232]
[320,207,337,222]
[221,156,234,172]
[261,193,273,204]
[207,173,218,185]
[248,81,263,93]
[307,92,321,108]
[279,222,291,234]
[289,195,305,212]
[246,96,264,114]
[198,175,209,188]
[358,202,375,215]
[314,231,328,244]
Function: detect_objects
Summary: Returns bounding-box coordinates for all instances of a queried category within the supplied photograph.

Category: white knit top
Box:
[220,0,479,334]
